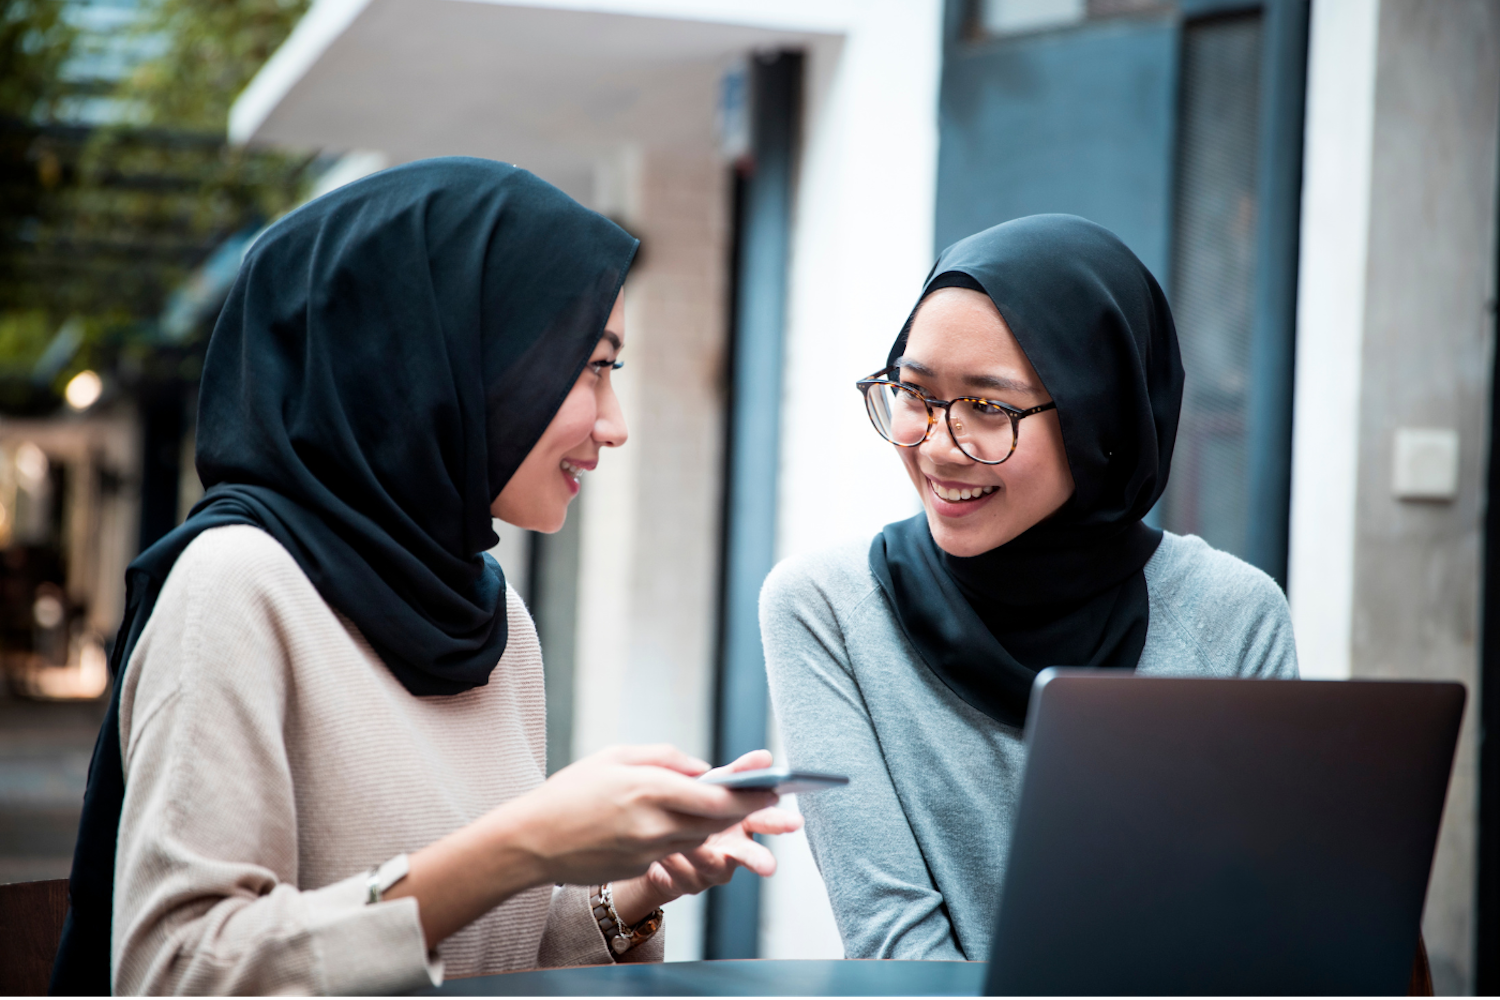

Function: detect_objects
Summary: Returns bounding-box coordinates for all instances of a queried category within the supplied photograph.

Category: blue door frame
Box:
[705,49,802,962]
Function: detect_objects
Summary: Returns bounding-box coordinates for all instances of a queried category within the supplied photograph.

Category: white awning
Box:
[230,0,839,197]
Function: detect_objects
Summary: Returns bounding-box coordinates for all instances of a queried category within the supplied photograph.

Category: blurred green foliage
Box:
[0,0,76,121]
[0,0,313,403]
[128,0,309,130]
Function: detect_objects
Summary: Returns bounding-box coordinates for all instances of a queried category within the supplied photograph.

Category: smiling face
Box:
[490,290,628,533]
[895,287,1075,557]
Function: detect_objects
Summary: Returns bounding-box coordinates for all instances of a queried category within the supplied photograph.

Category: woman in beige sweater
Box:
[54,158,798,995]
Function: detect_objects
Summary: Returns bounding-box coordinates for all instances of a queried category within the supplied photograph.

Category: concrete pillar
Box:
[1291,0,1500,992]
[1355,2,1499,991]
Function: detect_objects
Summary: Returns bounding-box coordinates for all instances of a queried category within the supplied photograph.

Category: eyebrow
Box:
[599,331,622,352]
[894,356,1037,395]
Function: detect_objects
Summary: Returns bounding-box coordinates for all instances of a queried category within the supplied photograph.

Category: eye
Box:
[971,399,1006,415]
[590,359,623,374]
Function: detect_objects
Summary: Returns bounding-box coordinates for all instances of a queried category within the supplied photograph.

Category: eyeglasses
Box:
[855,367,1057,465]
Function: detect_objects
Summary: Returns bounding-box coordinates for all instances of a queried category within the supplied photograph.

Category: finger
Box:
[716,749,773,776]
[649,774,779,819]
[654,852,712,895]
[644,812,744,851]
[742,807,804,836]
[706,832,779,878]
[652,825,728,854]
[644,859,687,899]
[675,844,743,890]
[681,827,774,881]
[618,799,740,853]
[698,749,774,783]
[612,743,713,776]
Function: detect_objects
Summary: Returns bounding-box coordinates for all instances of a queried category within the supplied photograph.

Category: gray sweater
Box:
[760,531,1298,961]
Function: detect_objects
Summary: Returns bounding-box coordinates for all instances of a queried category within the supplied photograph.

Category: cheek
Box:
[984,422,1069,508]
[898,446,927,490]
[1028,421,1074,504]
[541,391,598,454]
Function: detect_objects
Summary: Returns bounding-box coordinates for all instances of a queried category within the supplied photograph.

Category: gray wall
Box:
[1350,1,1500,993]
[936,13,1178,280]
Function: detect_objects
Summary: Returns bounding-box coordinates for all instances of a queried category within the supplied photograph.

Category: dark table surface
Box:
[425,959,986,996]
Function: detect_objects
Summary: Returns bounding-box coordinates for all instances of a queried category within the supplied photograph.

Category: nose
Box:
[919,411,971,466]
[594,388,628,449]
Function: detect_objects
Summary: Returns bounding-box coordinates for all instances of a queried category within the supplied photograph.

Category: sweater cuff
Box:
[303,870,444,993]
[537,884,665,967]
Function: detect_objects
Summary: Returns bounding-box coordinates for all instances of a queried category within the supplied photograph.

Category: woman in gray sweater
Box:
[761,215,1297,962]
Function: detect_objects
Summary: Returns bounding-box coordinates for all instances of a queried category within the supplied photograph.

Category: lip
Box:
[925,475,999,518]
[561,457,596,497]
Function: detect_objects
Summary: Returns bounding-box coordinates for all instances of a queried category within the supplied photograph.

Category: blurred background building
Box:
[2,0,1498,993]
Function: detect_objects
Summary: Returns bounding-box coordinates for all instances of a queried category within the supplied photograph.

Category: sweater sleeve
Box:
[760,556,967,961]
[112,547,440,996]
[536,885,665,967]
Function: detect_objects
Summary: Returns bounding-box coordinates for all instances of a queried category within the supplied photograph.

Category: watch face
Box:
[368,855,409,902]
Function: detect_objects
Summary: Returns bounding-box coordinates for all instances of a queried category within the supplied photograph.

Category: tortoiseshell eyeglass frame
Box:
[855,366,1058,466]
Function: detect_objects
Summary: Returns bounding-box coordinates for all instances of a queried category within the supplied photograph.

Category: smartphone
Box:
[699,767,849,795]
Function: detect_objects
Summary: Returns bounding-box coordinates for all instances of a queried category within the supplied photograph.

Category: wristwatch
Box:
[365,854,410,905]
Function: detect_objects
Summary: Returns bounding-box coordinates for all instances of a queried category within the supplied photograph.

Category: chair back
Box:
[0,879,70,996]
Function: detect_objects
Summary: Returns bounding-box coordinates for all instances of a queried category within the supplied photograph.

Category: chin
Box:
[497,501,569,535]
[923,512,974,557]
[928,530,991,558]
[531,497,570,536]
[924,510,1014,558]
[535,509,568,534]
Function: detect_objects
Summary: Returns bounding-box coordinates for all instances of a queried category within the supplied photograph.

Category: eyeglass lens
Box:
[864,383,1016,463]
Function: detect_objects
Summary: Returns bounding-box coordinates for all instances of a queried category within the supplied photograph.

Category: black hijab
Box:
[51,157,638,994]
[869,215,1183,729]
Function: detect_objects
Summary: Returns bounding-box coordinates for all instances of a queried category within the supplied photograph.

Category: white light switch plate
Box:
[1392,427,1459,501]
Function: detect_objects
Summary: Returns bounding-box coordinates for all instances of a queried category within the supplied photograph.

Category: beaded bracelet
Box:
[590,883,664,955]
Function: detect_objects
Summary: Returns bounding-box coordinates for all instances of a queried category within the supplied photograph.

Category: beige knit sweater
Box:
[112,524,663,995]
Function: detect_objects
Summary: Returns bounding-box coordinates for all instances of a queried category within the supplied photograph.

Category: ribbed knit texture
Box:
[762,531,1298,962]
[113,525,661,995]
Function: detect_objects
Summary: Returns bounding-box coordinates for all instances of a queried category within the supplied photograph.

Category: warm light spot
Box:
[15,441,48,486]
[33,593,64,629]
[65,369,103,410]
[18,638,109,700]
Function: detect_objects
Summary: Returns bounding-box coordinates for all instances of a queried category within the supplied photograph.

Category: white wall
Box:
[1285,0,1381,680]
[776,4,940,564]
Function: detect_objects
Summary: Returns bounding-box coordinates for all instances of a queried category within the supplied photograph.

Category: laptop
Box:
[984,671,1464,996]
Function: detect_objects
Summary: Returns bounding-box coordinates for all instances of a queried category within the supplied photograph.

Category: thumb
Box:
[743,807,804,836]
